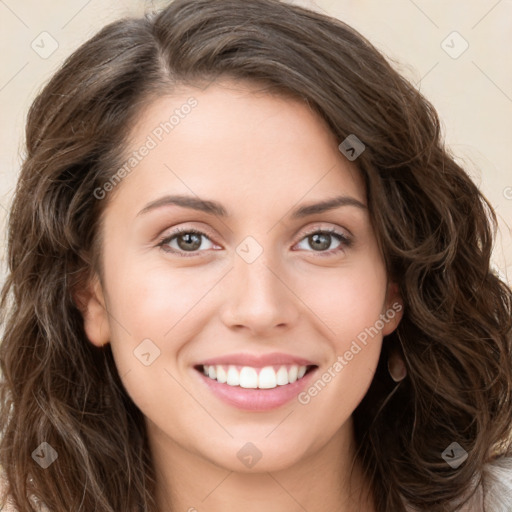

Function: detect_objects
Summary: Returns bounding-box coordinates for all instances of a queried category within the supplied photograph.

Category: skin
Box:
[80,79,403,512]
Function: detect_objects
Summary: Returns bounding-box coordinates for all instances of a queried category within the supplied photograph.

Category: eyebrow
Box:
[136,194,367,218]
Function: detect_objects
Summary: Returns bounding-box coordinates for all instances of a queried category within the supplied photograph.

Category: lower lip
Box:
[195,367,318,411]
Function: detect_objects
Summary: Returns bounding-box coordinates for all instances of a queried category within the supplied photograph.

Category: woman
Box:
[1,0,511,510]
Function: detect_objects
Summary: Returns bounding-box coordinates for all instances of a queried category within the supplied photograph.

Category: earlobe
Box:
[73,273,111,347]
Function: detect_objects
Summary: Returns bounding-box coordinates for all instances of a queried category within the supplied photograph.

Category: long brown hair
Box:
[1,1,511,510]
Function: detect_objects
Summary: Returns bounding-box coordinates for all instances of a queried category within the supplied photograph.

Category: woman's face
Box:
[81,80,402,474]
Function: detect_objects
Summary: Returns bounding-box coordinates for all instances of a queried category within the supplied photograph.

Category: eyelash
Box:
[157,226,352,258]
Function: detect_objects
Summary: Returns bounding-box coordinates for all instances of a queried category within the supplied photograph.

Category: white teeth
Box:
[258,366,277,389]
[276,366,289,385]
[239,367,258,388]
[216,365,227,384]
[201,364,310,389]
[226,366,240,386]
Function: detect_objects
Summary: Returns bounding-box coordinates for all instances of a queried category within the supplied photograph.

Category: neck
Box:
[147,417,376,512]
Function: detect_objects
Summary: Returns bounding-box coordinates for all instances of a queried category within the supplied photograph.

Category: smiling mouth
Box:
[194,364,317,389]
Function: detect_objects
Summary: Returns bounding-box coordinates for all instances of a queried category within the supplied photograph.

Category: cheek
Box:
[103,264,200,413]
[107,258,220,337]
[294,257,387,411]
[104,258,225,384]
[295,257,388,340]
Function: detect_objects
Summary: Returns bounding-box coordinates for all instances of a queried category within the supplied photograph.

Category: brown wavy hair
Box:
[1,0,511,510]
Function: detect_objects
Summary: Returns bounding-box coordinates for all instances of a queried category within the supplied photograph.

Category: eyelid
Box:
[299,223,352,240]
[157,222,353,256]
[292,225,353,256]
[157,226,218,256]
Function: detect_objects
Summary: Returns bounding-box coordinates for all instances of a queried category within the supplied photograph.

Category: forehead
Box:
[106,79,366,217]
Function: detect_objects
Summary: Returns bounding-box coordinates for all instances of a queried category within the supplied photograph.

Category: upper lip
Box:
[196,352,317,368]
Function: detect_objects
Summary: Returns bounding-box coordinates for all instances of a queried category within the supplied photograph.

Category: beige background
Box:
[1,0,511,286]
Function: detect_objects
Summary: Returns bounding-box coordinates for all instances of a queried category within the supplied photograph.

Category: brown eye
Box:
[176,232,202,251]
[308,232,332,251]
[295,228,352,256]
[158,228,216,256]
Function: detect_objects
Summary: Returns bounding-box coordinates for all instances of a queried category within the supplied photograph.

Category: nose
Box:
[218,248,300,337]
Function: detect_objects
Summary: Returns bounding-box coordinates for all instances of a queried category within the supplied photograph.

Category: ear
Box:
[73,272,111,347]
[381,281,404,336]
